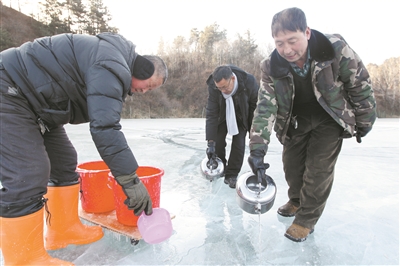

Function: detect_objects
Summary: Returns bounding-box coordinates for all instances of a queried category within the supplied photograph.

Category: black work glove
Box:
[115,172,153,216]
[248,147,270,183]
[206,141,217,160]
[355,126,372,143]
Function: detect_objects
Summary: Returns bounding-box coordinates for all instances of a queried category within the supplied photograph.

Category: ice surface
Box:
[1,118,399,265]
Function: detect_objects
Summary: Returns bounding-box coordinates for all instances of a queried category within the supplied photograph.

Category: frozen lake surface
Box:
[3,118,399,265]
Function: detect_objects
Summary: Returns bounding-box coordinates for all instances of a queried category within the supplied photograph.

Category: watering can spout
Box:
[255,202,261,214]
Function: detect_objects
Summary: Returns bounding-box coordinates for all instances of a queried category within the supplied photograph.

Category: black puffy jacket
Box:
[205,65,259,141]
[1,32,139,177]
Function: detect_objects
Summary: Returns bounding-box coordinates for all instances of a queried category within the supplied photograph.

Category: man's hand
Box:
[355,126,372,143]
[206,140,217,160]
[115,172,153,216]
[248,147,269,183]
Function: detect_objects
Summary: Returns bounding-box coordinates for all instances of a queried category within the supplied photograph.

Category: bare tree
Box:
[367,57,400,117]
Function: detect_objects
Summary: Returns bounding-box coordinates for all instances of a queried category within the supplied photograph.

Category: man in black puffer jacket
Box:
[0,32,167,265]
[205,65,259,188]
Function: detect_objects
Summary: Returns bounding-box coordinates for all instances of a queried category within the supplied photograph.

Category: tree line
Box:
[37,0,118,35]
[367,58,400,118]
[124,25,399,119]
[124,23,271,119]
[0,0,117,48]
[1,0,398,118]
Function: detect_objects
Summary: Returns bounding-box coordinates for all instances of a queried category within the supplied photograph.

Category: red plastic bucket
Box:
[109,166,163,226]
[77,161,115,213]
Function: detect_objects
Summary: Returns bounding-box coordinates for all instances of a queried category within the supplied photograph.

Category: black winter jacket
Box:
[205,65,259,141]
[0,33,139,177]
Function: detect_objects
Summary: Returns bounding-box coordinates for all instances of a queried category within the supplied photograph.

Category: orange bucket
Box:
[77,161,115,213]
[109,166,163,226]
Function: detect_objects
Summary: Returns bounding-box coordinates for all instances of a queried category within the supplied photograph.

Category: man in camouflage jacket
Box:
[248,7,376,242]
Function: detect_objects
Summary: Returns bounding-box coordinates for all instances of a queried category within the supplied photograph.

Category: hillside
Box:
[0,2,47,50]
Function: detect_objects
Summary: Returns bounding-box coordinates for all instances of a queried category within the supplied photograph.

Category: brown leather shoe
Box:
[284,223,314,242]
[277,202,298,217]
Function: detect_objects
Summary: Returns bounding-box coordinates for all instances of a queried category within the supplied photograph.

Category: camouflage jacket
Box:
[249,29,376,152]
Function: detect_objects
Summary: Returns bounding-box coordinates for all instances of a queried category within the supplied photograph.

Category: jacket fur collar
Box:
[268,29,335,78]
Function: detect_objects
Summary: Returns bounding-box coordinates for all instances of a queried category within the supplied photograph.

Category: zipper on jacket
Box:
[37,117,49,135]
[281,75,295,144]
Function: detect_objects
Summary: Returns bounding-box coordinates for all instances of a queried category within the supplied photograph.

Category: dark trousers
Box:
[0,70,79,217]
[282,111,343,229]
[215,122,247,178]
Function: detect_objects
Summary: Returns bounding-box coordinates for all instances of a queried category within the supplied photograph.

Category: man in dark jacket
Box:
[0,32,167,265]
[206,65,259,188]
[248,8,376,242]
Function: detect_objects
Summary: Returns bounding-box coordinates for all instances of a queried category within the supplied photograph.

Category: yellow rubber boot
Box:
[44,183,104,250]
[0,209,74,265]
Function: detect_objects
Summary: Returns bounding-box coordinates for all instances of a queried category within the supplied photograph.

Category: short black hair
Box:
[271,7,307,37]
[212,65,233,83]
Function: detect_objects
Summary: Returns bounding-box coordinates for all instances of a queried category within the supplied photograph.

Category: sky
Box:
[12,0,399,65]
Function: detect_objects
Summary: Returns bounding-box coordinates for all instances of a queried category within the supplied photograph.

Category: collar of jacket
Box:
[268,29,335,78]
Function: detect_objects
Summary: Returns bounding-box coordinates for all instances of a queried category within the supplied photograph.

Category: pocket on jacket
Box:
[41,100,71,126]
